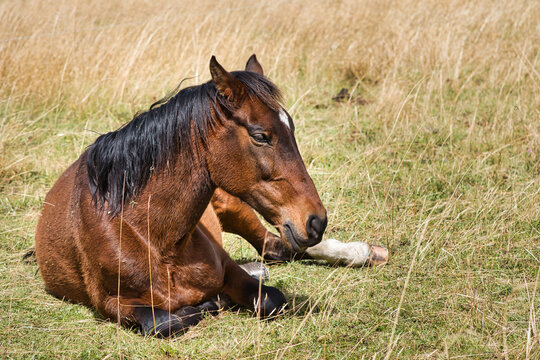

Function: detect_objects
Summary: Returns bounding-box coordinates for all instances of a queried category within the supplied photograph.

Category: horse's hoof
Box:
[368,245,389,266]
[239,261,269,282]
[136,307,200,338]
[253,285,287,318]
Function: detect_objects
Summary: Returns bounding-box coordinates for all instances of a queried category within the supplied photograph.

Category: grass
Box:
[1,0,539,358]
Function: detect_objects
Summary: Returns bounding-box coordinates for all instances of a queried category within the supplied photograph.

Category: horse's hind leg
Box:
[101,296,205,338]
[211,188,296,261]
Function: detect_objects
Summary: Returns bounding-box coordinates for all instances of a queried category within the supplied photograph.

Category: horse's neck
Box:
[124,157,214,249]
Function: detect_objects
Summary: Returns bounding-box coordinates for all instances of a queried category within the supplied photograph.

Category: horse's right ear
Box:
[210,56,244,103]
[245,54,264,75]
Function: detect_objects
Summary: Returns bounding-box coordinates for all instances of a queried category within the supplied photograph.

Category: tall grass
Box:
[1,0,538,358]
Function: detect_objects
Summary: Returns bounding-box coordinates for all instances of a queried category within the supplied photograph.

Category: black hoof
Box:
[134,306,203,338]
[195,294,233,315]
[252,285,287,318]
[175,305,205,327]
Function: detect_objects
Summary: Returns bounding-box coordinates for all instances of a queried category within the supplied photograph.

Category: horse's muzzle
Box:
[283,214,327,251]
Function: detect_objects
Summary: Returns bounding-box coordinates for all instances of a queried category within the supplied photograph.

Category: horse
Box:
[35,55,327,337]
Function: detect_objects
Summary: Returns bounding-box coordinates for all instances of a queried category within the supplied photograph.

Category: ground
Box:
[0,0,538,358]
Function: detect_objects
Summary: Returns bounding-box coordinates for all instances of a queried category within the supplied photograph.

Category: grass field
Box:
[1,0,539,358]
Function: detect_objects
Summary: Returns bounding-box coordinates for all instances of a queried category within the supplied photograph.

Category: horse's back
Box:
[35,156,91,305]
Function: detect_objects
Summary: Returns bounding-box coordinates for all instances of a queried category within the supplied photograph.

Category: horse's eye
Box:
[251,132,270,144]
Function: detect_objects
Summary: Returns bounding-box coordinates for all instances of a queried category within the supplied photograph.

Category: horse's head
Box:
[206,55,327,252]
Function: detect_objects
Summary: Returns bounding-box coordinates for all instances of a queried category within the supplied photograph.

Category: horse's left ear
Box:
[210,56,245,103]
[245,54,264,76]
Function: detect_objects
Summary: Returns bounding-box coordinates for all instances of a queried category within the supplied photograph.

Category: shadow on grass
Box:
[287,293,322,316]
[234,256,336,269]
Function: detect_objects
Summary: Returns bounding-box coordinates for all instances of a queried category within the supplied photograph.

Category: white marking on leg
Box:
[306,238,371,267]
[279,108,290,129]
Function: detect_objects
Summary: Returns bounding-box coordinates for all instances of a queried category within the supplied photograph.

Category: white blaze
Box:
[279,108,290,129]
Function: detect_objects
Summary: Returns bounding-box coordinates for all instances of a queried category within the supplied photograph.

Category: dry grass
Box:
[1,0,539,358]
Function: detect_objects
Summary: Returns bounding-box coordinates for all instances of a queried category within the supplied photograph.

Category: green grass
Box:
[1,0,539,358]
[1,77,538,358]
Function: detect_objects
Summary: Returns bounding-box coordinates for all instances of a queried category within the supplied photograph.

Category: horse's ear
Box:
[210,56,244,103]
[245,54,264,75]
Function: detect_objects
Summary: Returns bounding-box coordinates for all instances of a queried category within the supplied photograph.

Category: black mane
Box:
[86,71,282,215]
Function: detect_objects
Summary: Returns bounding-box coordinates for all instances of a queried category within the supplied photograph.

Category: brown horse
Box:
[35,55,327,337]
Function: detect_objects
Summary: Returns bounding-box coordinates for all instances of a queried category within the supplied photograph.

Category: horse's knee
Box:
[251,285,287,318]
[133,306,204,338]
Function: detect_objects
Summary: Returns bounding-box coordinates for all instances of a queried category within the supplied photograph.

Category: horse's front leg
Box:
[99,295,205,338]
[134,304,205,337]
[221,259,287,317]
[101,261,283,337]
[212,189,389,267]
[188,261,270,315]
[212,188,299,261]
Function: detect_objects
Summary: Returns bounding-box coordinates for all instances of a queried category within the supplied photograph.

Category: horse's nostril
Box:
[306,214,327,242]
